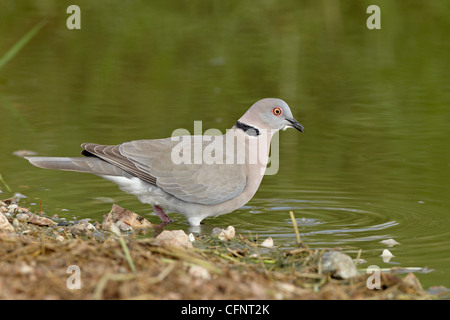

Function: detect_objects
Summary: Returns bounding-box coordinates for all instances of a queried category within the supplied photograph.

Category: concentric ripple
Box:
[212,195,400,247]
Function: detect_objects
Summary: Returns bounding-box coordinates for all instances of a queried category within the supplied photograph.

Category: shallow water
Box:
[1,1,449,288]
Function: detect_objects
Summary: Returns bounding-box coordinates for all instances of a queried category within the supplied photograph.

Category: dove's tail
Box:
[25,156,126,177]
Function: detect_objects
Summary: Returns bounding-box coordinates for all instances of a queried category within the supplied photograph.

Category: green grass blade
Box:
[0,20,47,71]
[119,237,136,273]
[0,174,11,192]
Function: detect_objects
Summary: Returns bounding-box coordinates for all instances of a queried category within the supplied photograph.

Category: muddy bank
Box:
[0,198,446,300]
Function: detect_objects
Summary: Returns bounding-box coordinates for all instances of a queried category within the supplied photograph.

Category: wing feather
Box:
[81,136,246,205]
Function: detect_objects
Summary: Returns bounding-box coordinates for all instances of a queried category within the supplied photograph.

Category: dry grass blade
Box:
[150,246,222,275]
[289,211,302,245]
[93,273,136,300]
[354,248,363,266]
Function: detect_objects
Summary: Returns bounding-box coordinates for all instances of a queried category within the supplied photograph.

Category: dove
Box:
[26,98,303,226]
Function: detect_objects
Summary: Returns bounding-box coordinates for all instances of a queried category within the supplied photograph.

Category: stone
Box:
[381,249,394,263]
[102,204,152,235]
[7,204,18,212]
[261,237,274,248]
[155,230,193,248]
[71,221,96,236]
[111,204,152,229]
[16,213,30,221]
[0,212,14,232]
[13,193,28,202]
[218,226,235,241]
[12,218,20,228]
[321,251,359,279]
[102,217,121,236]
[189,265,211,280]
[380,239,400,247]
[29,215,56,226]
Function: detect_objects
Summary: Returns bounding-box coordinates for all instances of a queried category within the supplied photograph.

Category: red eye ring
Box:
[272,107,283,116]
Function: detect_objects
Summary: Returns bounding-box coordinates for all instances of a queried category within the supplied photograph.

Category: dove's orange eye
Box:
[272,107,283,116]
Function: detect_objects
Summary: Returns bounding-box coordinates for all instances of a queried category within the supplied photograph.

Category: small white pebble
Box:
[218,226,235,241]
[261,237,274,248]
[381,249,394,263]
[188,233,195,242]
[189,265,211,280]
[14,193,27,200]
[380,239,400,247]
[7,204,18,211]
[19,263,34,275]
[12,218,20,228]
[16,213,30,221]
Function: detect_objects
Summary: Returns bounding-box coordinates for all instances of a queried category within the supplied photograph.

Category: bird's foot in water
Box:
[153,205,173,225]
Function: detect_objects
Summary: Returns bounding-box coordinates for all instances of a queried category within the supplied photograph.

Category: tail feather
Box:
[25,157,128,177]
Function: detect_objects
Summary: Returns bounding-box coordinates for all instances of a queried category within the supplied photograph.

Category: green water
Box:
[1,1,449,288]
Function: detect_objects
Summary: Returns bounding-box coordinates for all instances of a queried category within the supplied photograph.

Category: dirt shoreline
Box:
[0,198,446,300]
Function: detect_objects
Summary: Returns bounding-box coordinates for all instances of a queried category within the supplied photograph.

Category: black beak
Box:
[286,118,304,133]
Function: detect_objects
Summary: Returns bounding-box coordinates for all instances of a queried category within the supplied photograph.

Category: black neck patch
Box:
[235,121,260,136]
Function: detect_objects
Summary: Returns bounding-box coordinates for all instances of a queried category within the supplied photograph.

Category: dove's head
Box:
[238,98,304,134]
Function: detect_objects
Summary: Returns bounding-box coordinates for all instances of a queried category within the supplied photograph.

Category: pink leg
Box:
[153,205,172,224]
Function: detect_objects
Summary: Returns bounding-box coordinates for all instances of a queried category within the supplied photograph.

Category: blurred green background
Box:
[0,0,449,288]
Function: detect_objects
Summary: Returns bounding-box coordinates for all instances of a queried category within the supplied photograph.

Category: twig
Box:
[354,248,362,266]
[289,211,302,245]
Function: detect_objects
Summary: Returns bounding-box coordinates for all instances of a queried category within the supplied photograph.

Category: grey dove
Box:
[26,98,303,226]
